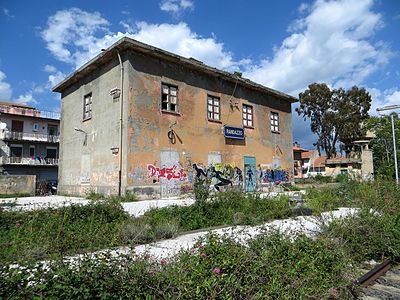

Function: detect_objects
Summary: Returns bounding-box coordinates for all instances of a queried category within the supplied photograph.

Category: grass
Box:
[86,190,139,202]
[0,200,129,264]
[1,180,399,298]
[0,232,353,299]
[0,193,31,198]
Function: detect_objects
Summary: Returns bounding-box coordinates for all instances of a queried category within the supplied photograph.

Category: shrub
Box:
[0,232,354,299]
[0,201,129,264]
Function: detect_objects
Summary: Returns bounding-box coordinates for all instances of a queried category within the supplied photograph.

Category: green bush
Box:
[0,201,129,264]
[0,232,353,299]
[322,209,400,262]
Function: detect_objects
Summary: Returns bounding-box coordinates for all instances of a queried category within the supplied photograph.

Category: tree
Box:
[296,83,371,158]
[366,115,400,179]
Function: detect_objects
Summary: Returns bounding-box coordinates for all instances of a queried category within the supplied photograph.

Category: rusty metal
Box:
[355,259,393,288]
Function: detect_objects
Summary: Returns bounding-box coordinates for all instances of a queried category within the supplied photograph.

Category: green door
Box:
[244,156,256,192]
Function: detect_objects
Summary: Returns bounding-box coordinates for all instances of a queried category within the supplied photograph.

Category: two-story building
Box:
[0,102,60,181]
[53,37,297,198]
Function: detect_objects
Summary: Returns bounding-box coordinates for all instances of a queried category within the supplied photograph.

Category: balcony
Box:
[0,106,60,120]
[1,156,59,166]
[1,131,59,143]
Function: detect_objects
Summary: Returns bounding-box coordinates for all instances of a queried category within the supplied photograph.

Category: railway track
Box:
[352,260,400,299]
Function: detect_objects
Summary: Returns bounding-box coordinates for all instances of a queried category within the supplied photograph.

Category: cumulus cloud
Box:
[3,8,14,18]
[244,0,390,95]
[15,92,38,105]
[44,65,66,87]
[159,0,194,15]
[41,7,110,67]
[41,9,242,71]
[0,71,12,101]
[368,87,400,115]
[130,22,242,70]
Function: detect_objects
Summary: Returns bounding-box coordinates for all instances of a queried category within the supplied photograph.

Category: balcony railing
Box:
[0,106,60,120]
[1,156,59,166]
[1,131,59,143]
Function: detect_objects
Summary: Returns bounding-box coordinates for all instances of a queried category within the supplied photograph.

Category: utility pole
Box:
[377,105,400,184]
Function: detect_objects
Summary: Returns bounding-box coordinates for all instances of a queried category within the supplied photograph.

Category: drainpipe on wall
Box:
[117,50,124,196]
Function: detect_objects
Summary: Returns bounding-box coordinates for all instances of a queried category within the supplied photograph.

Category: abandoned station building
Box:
[54,37,297,198]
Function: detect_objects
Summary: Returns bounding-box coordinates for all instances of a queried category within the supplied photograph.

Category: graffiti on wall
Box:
[192,163,243,191]
[258,165,289,184]
[147,164,188,183]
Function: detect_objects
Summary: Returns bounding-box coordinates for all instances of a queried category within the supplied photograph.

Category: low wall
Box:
[0,175,36,195]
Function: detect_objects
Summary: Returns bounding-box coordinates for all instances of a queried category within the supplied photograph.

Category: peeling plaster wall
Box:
[59,49,294,198]
[58,56,128,196]
[125,51,293,198]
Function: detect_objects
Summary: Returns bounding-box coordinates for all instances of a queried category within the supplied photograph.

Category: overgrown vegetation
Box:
[0,200,129,264]
[86,190,138,202]
[0,193,31,198]
[1,180,399,298]
[0,233,353,299]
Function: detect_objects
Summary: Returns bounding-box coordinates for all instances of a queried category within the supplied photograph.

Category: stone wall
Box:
[0,175,36,195]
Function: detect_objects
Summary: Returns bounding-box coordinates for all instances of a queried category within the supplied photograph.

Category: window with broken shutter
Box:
[161,84,178,112]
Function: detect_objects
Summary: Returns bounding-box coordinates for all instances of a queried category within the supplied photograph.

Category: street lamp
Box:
[74,127,88,146]
[376,105,400,184]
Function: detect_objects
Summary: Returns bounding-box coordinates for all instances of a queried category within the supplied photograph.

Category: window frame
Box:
[270,111,280,133]
[242,104,254,128]
[83,93,93,121]
[207,95,221,122]
[161,83,179,113]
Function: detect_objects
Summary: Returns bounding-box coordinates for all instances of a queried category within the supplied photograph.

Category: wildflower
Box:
[15,222,21,228]
[328,287,338,298]
[201,253,207,258]
[197,243,202,248]
[191,249,196,254]
[148,271,156,276]
[160,259,167,265]
[212,267,220,275]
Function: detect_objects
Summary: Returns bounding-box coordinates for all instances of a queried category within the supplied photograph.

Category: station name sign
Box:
[224,125,245,140]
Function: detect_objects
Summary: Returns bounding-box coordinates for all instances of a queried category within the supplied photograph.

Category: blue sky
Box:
[0,0,399,148]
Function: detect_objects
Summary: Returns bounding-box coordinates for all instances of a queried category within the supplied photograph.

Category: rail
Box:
[0,105,60,120]
[1,157,59,166]
[1,131,59,143]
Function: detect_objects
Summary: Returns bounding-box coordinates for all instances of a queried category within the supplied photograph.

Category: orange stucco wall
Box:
[124,51,293,197]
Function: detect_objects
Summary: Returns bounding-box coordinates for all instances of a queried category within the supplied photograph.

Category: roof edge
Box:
[53,37,297,103]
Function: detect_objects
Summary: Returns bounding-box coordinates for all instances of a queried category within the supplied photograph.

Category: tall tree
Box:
[366,115,400,179]
[296,83,371,158]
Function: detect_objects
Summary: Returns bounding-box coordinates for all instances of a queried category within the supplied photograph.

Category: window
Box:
[270,112,279,132]
[161,84,178,112]
[33,123,39,132]
[207,95,220,121]
[29,146,35,157]
[242,104,253,127]
[83,93,92,120]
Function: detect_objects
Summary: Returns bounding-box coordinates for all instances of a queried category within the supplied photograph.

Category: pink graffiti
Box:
[147,164,188,182]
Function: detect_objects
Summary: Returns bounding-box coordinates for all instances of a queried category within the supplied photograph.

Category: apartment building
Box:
[0,102,60,181]
[53,37,297,198]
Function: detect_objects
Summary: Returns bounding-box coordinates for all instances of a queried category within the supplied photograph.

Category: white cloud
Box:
[3,8,14,18]
[15,92,38,105]
[130,22,241,70]
[41,7,110,67]
[0,71,12,101]
[368,87,400,115]
[43,65,66,87]
[41,9,241,71]
[159,0,194,15]
[244,0,390,95]
[44,64,57,73]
